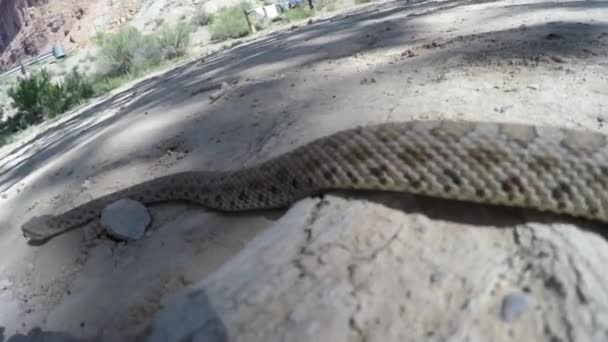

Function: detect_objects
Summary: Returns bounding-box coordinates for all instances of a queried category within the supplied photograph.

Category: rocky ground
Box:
[0,0,607,341]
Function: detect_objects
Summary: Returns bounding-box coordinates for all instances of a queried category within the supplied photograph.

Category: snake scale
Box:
[21,120,608,242]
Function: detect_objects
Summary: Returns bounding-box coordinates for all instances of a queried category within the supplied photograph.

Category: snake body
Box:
[21,120,608,241]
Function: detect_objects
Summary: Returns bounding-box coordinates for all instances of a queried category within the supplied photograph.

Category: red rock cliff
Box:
[0,0,48,54]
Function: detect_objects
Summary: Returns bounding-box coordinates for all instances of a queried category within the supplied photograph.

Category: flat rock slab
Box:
[147,195,608,342]
[101,198,151,241]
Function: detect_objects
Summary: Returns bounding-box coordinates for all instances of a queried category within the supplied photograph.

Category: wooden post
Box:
[19,59,28,77]
[243,10,257,34]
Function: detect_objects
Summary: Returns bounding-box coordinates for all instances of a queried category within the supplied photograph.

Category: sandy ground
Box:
[0,0,607,340]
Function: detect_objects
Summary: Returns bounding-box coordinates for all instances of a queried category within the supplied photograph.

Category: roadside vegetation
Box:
[210,5,252,41]
[0,0,375,146]
[0,22,193,144]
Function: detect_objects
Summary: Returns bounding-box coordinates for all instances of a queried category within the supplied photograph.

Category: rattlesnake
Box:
[21,120,608,242]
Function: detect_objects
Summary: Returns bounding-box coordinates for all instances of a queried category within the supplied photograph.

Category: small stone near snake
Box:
[0,279,12,291]
[500,292,529,322]
[101,199,151,241]
[429,271,445,284]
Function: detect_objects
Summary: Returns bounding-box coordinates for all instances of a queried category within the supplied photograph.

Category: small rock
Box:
[544,33,564,40]
[501,292,529,322]
[46,14,65,33]
[494,105,513,114]
[83,222,104,247]
[527,84,539,90]
[582,48,598,56]
[401,49,417,58]
[429,271,444,284]
[360,77,377,85]
[423,41,440,49]
[0,279,12,291]
[101,199,151,241]
[209,82,230,103]
[81,179,94,189]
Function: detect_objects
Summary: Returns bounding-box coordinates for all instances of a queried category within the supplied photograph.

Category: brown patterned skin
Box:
[21,120,608,242]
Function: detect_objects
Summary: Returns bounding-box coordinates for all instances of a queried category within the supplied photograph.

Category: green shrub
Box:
[355,0,372,3]
[91,74,130,95]
[239,0,253,11]
[92,31,106,45]
[133,34,164,72]
[98,23,193,76]
[316,0,337,11]
[7,68,94,121]
[7,69,60,118]
[58,67,95,116]
[192,8,210,26]
[85,52,97,62]
[157,22,194,59]
[99,26,154,76]
[285,7,314,22]
[210,6,250,41]
[0,111,38,134]
[0,130,12,146]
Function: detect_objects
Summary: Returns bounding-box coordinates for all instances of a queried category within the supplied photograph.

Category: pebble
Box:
[101,199,151,241]
[209,82,230,102]
[0,279,12,291]
[527,84,539,90]
[500,292,529,322]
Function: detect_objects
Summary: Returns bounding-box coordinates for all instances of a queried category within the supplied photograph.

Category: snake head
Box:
[21,215,56,242]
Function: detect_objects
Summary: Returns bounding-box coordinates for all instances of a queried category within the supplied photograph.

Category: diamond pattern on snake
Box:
[21,120,608,242]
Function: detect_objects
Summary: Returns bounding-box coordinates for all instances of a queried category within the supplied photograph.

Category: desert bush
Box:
[0,110,40,134]
[85,52,97,62]
[285,6,314,21]
[133,34,164,71]
[7,67,94,120]
[239,0,253,11]
[58,67,95,116]
[8,69,60,118]
[210,6,250,41]
[316,0,337,11]
[98,23,193,77]
[0,130,11,146]
[157,22,194,59]
[192,8,210,26]
[92,31,106,45]
[91,73,130,95]
[100,26,150,75]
